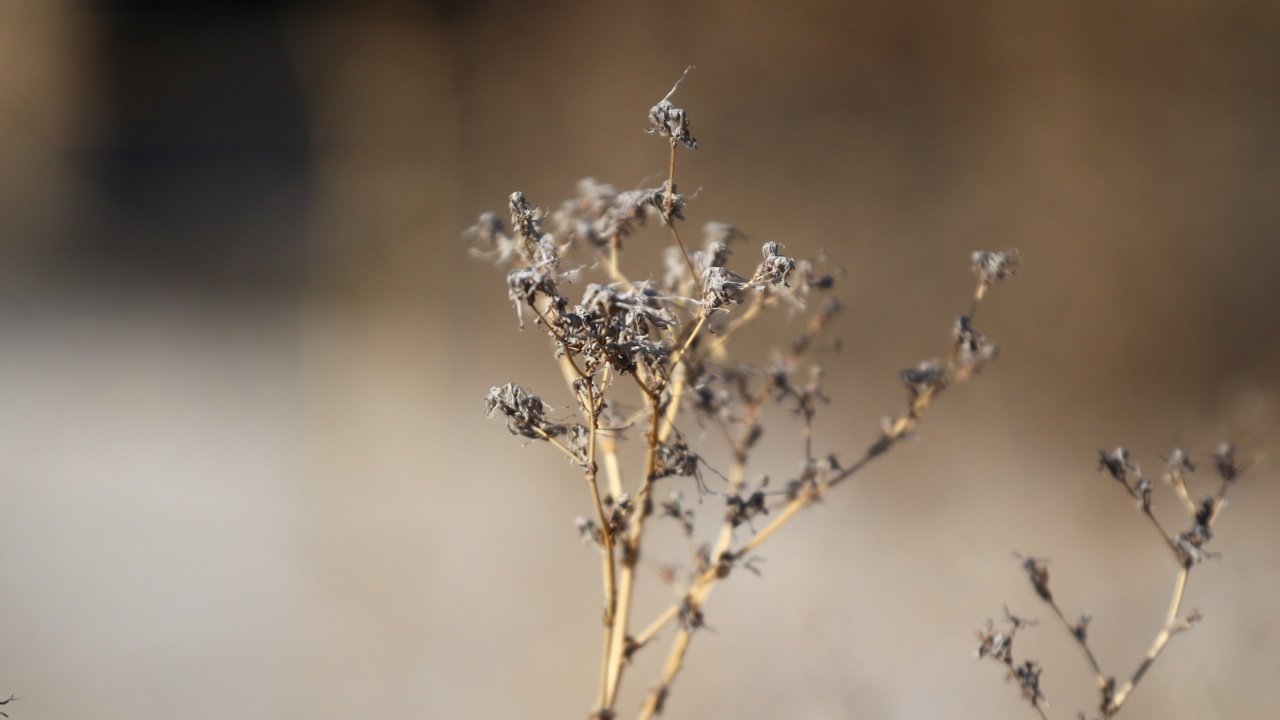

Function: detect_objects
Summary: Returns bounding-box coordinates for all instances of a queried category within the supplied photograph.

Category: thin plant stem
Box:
[1045,597,1106,685]
[630,604,678,654]
[1169,475,1199,517]
[667,313,706,372]
[665,144,698,282]
[529,426,580,464]
[606,235,628,284]
[584,384,620,709]
[637,627,692,720]
[707,294,766,360]
[602,388,664,711]
[601,433,624,500]
[1141,508,1180,558]
[535,305,620,715]
[1105,567,1189,714]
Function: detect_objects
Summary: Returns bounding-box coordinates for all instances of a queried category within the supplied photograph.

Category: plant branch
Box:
[664,144,698,282]
[1104,567,1190,714]
[1044,597,1106,686]
[631,282,999,709]
[1102,476,1234,715]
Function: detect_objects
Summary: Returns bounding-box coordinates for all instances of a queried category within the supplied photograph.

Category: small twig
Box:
[1103,472,1235,715]
[583,381,620,709]
[708,293,767,361]
[637,629,692,720]
[529,425,582,464]
[667,313,706,373]
[1044,598,1106,686]
[1104,567,1190,714]
[663,138,698,283]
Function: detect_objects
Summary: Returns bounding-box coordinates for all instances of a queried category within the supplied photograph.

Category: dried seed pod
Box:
[648,67,698,149]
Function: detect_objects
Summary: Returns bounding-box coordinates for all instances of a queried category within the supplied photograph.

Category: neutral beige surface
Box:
[2,2,1277,718]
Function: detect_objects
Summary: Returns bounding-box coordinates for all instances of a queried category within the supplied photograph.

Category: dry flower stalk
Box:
[980,443,1252,718]
[474,71,1016,718]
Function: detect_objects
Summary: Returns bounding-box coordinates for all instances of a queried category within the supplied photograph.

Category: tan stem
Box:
[707,294,766,361]
[1105,567,1190,714]
[602,389,663,710]
[585,389,619,709]
[1170,475,1199,517]
[637,628,692,720]
[664,144,698,282]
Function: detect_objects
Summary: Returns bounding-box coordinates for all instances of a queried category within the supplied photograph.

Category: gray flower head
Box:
[485,383,554,439]
[509,191,544,244]
[971,249,1020,287]
[647,66,698,149]
[751,241,797,287]
[701,266,747,310]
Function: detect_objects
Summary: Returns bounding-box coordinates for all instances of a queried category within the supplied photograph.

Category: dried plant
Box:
[471,70,1017,718]
[977,443,1254,718]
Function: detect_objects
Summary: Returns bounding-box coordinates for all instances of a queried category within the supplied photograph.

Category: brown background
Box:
[1,1,1277,718]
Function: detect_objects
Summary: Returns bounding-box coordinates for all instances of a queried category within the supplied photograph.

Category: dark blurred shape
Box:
[84,0,308,289]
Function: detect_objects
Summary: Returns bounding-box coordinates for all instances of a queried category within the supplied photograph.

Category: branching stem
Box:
[1104,567,1189,714]
[633,287,996,712]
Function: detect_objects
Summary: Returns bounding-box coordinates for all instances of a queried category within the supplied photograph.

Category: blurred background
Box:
[1,1,1277,718]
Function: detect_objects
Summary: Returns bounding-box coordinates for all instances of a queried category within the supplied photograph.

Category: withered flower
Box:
[1097,446,1139,486]
[485,383,556,440]
[648,67,698,149]
[971,249,1020,288]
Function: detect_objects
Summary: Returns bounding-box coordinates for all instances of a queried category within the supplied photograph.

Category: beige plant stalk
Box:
[476,71,1017,719]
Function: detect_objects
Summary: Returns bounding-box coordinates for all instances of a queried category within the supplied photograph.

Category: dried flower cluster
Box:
[472,72,1019,719]
[467,70,1268,720]
[976,609,1046,711]
[979,443,1251,718]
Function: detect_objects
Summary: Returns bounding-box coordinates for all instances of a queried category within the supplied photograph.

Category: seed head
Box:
[648,66,698,149]
[750,241,797,287]
[484,383,555,439]
[971,249,1020,287]
[1097,446,1139,486]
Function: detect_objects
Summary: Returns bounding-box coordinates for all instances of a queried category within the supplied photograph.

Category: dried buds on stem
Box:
[983,443,1253,717]
[475,74,1019,720]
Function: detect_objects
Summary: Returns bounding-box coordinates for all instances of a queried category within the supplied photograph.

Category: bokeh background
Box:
[2,1,1278,718]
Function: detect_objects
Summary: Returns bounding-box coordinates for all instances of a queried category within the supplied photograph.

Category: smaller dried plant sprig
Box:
[979,444,1252,718]
[472,71,1018,720]
[976,609,1049,718]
